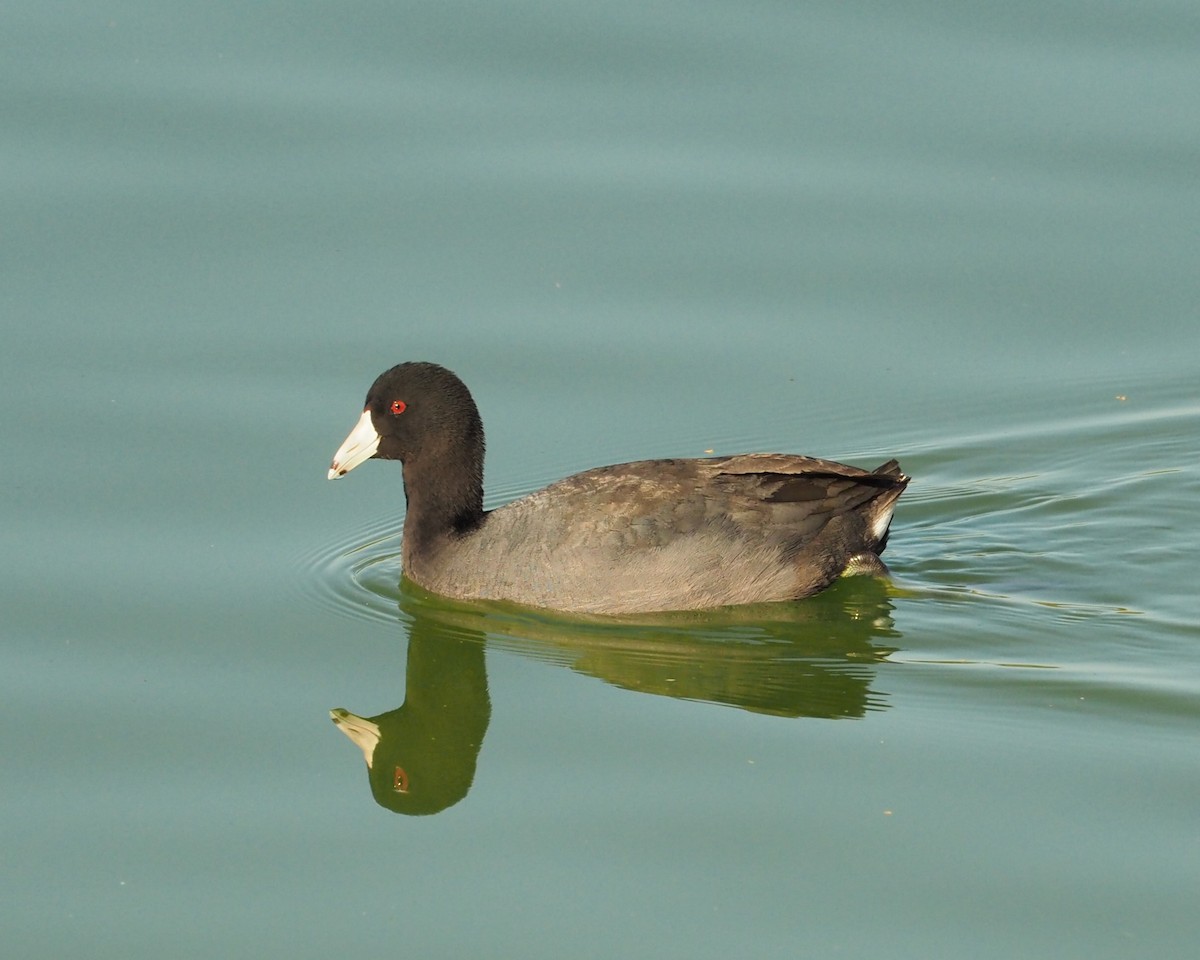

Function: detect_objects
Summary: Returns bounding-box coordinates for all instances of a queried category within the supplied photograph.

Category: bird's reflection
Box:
[331,620,490,816]
[331,577,899,815]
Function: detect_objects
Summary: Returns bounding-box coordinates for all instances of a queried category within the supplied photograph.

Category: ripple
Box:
[300,381,1197,636]
[296,510,404,624]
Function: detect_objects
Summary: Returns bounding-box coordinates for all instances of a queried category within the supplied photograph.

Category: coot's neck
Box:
[399,429,486,563]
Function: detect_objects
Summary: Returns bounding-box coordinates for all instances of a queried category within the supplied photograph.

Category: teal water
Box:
[4,2,1198,957]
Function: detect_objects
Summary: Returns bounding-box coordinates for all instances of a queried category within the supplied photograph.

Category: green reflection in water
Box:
[332,576,900,815]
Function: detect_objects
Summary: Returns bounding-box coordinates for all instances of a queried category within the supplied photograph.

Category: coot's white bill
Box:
[328,408,380,479]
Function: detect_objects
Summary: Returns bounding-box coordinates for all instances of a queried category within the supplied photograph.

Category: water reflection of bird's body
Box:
[331,579,897,815]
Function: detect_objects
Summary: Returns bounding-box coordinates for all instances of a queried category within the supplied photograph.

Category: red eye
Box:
[389,400,407,415]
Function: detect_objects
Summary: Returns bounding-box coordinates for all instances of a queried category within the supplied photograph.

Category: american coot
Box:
[329,362,909,615]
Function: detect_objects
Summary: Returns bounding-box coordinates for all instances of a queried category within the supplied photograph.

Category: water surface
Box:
[4,2,1198,957]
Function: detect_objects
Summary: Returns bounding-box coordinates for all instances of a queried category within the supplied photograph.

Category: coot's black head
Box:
[328,362,484,479]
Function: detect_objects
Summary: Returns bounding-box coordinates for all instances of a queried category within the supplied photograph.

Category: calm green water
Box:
[4,2,1198,957]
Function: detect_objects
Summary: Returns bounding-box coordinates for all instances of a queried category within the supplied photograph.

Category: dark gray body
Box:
[403,453,907,615]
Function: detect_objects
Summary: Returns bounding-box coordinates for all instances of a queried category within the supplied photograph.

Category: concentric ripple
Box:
[297,511,405,624]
